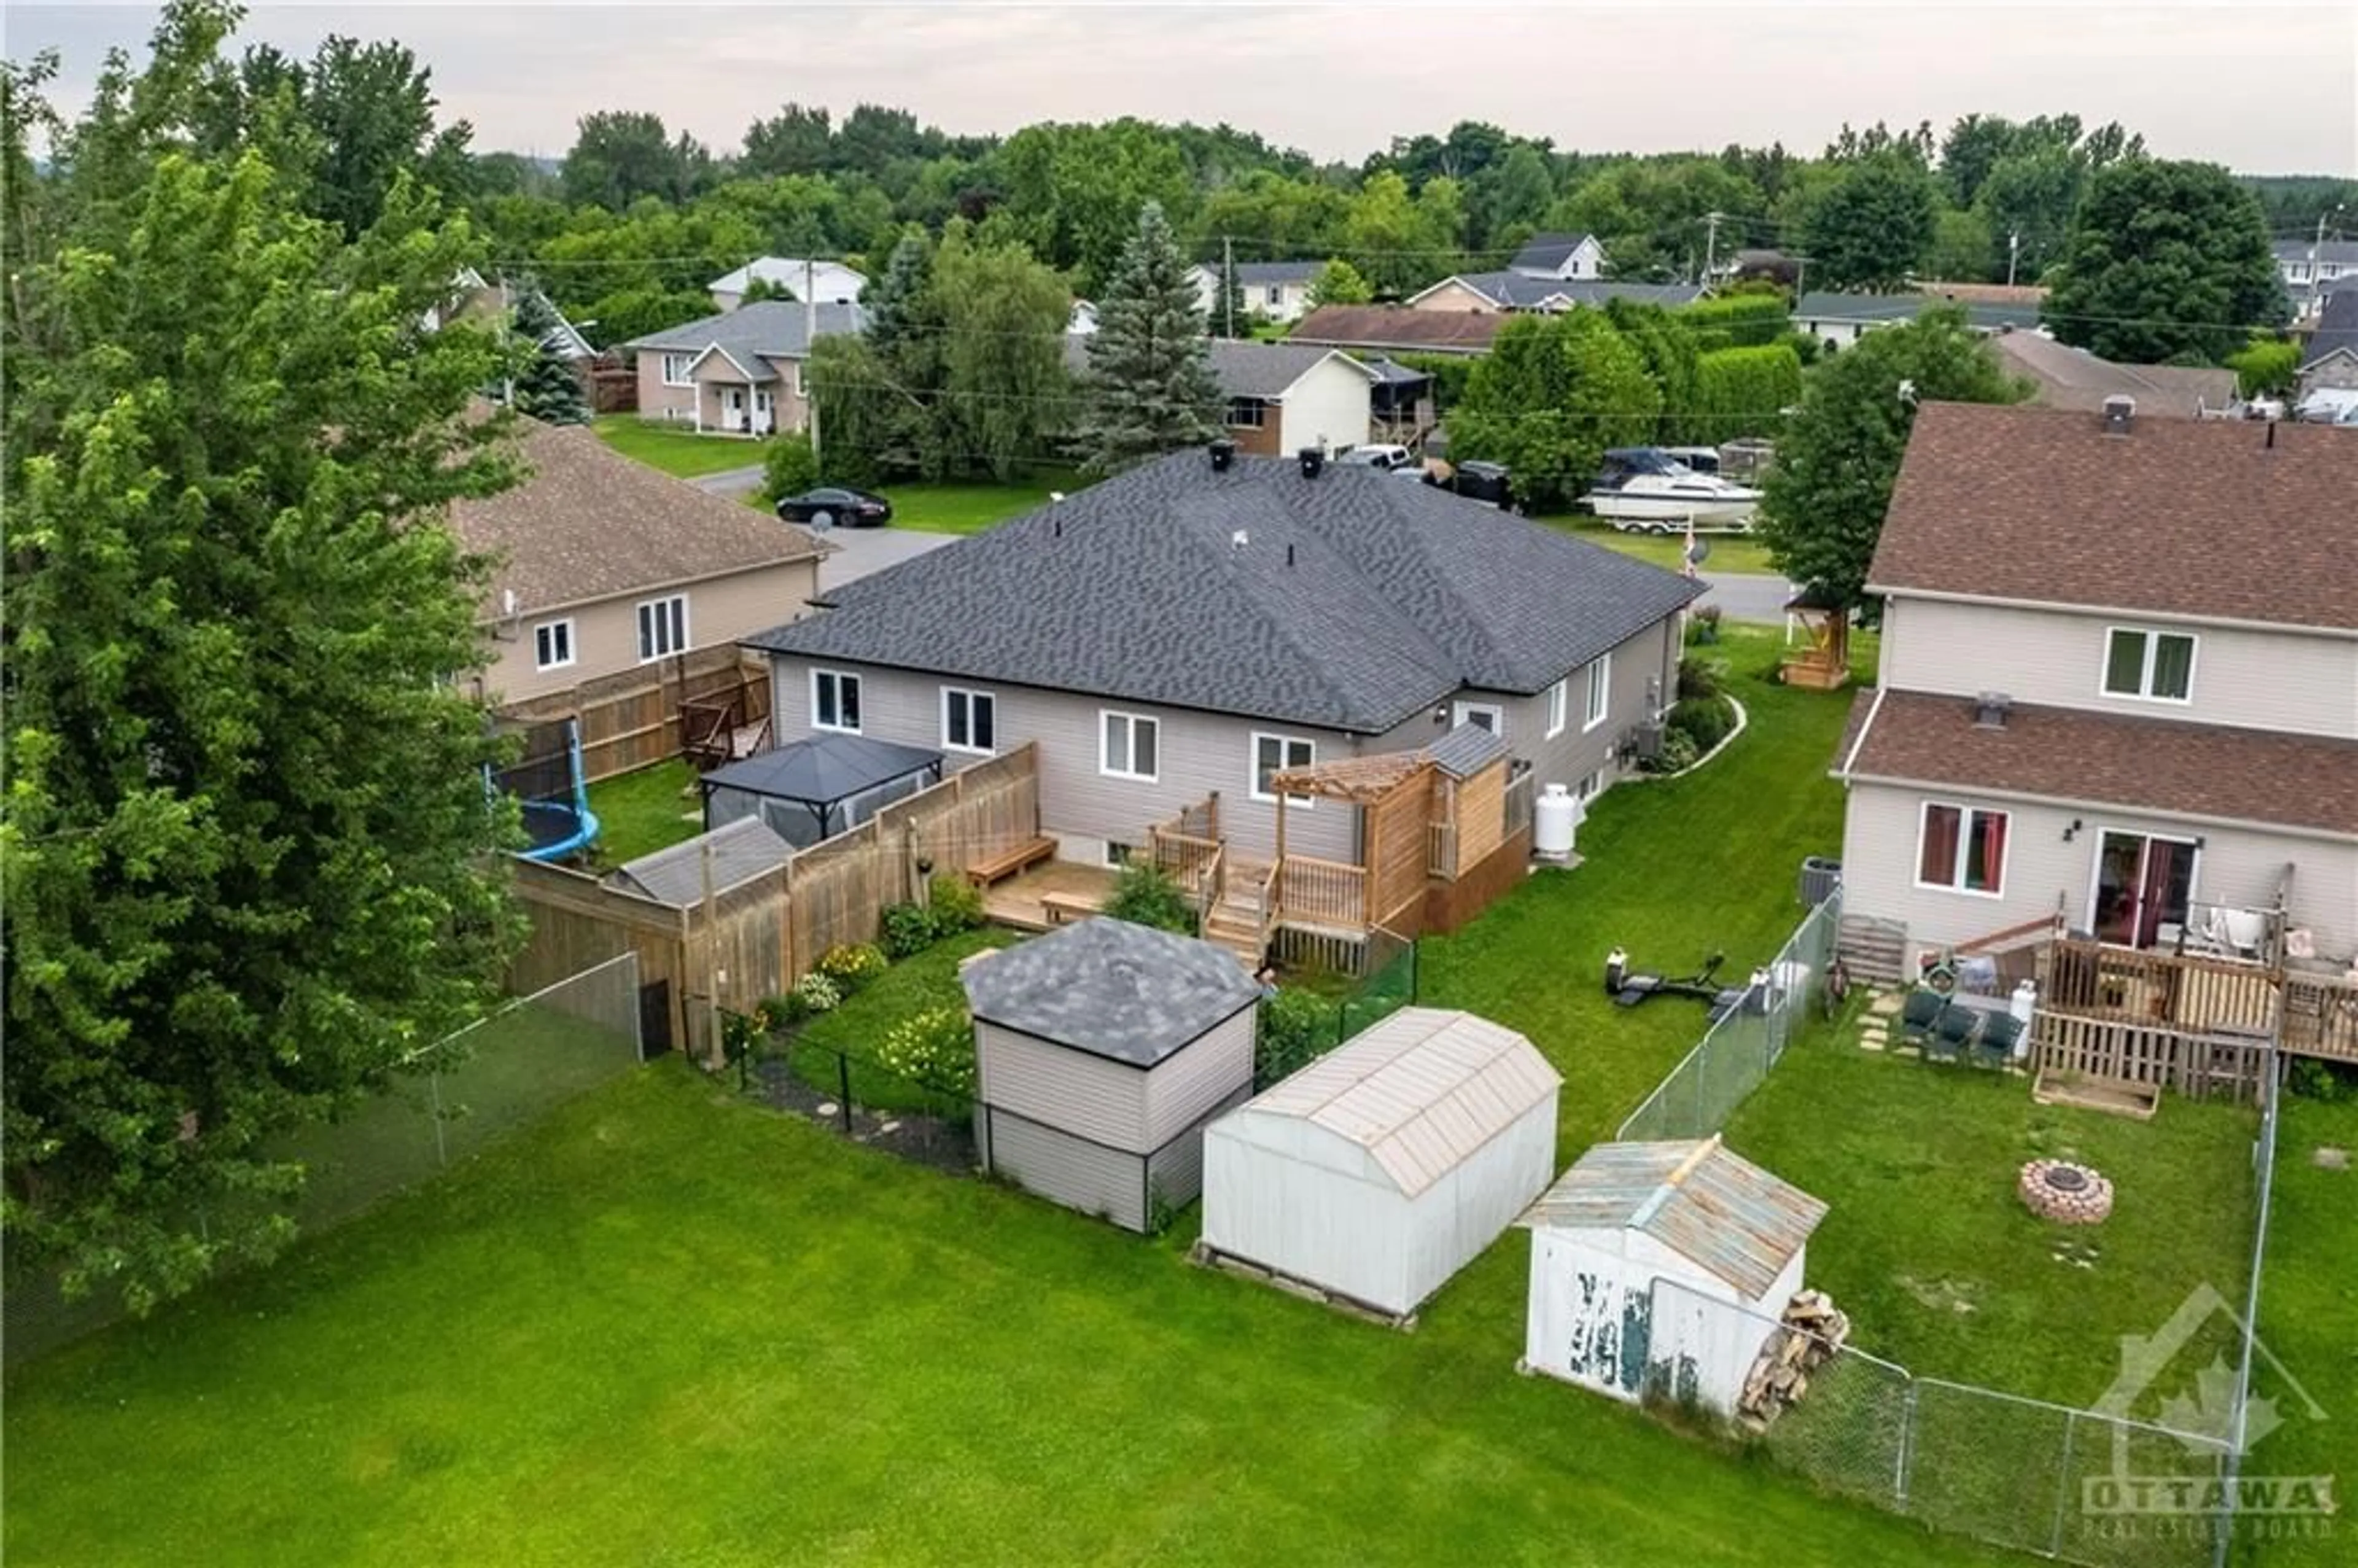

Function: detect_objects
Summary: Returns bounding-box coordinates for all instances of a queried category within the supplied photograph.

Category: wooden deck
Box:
[982,860,1118,932]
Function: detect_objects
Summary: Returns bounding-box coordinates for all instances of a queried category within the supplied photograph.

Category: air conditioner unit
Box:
[1628,723,1663,761]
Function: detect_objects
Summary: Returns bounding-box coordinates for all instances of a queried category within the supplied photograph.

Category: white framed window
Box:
[1251,732,1316,805]
[812,668,863,733]
[1578,768,1607,800]
[1453,701,1504,736]
[661,352,695,387]
[1102,840,1137,869]
[1915,801,2010,897]
[2101,627,2195,703]
[532,618,575,672]
[1100,710,1159,782]
[790,360,807,397]
[635,595,688,662]
[1224,398,1267,430]
[1544,678,1568,739]
[941,687,996,754]
[1582,654,1612,731]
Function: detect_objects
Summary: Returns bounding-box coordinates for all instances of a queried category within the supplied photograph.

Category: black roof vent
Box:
[2101,395,2135,437]
[1298,446,1325,480]
[1208,438,1237,473]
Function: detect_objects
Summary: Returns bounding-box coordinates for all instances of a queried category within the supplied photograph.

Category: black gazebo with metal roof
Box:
[700,734,944,847]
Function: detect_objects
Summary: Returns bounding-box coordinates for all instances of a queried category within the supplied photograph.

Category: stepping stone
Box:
[2316,1147,2350,1171]
[817,1101,839,1116]
[1870,993,1905,1018]
[1858,1035,1885,1053]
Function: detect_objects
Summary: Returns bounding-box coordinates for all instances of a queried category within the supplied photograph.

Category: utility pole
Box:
[803,255,820,472]
[1702,211,1723,284]
[2006,231,2021,289]
[2308,205,2345,318]
[1222,234,1235,341]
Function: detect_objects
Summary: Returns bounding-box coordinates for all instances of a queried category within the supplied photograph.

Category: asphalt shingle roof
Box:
[2273,239,2358,266]
[962,917,1263,1068]
[1508,233,1598,274]
[2300,289,2358,369]
[1990,332,2238,418]
[1228,260,1321,287]
[1796,292,2041,333]
[1205,340,1369,398]
[1290,306,1508,354]
[1430,272,1703,310]
[744,451,1703,734]
[623,300,868,365]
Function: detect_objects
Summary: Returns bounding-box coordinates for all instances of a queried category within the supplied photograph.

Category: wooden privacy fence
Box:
[500,647,772,785]
[2030,1012,2271,1104]
[509,745,1040,1058]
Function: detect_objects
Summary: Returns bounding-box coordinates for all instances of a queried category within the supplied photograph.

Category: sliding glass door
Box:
[2090,831,2198,949]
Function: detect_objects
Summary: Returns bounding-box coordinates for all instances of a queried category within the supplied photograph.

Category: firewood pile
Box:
[1737,1289,1850,1431]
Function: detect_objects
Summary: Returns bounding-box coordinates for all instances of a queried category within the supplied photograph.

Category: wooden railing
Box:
[1150,828,1222,895]
[2039,938,2281,1036]
[1277,854,1368,931]
[2283,970,2358,1062]
[1195,844,1228,927]
[1153,793,1220,845]
[1427,820,1458,880]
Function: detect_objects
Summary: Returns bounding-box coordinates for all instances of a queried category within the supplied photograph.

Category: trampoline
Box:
[494,717,601,862]
[702,734,943,848]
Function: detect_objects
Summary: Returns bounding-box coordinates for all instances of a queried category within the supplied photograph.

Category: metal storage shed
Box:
[961,918,1262,1233]
[1199,1008,1561,1319]
[702,734,942,848]
[1520,1135,1826,1413]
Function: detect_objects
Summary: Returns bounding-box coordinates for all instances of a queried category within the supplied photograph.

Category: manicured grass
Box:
[785,927,1017,1108]
[1722,1028,2257,1408]
[0,1066,2016,1568]
[2253,1092,2358,1567]
[583,759,702,866]
[885,467,1089,535]
[1535,512,1776,576]
[591,415,765,478]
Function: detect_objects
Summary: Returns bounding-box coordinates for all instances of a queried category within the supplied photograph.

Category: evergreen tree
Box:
[1075,200,1220,473]
[507,282,590,425]
[3,0,525,1310]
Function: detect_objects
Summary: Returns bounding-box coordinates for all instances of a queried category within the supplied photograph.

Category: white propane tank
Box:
[1534,783,1582,863]
[2009,979,2037,1060]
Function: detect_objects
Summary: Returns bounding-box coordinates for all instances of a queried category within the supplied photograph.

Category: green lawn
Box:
[0,1066,2015,1568]
[2252,1092,2358,1567]
[1722,1028,2257,1409]
[886,467,1089,535]
[590,415,765,479]
[1535,513,1776,576]
[584,758,702,866]
[785,927,1018,1108]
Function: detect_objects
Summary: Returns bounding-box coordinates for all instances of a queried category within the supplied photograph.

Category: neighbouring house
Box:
[963,916,1263,1233]
[1520,1136,1826,1412]
[1062,337,1380,458]
[1832,399,2358,1069]
[2273,237,2358,320]
[1508,231,1605,281]
[426,268,597,360]
[707,256,869,312]
[1188,260,1323,325]
[1289,304,1509,357]
[1989,330,2238,420]
[1407,273,1702,313]
[1793,290,2042,350]
[742,446,1702,962]
[1363,355,1439,445]
[622,300,868,436]
[445,415,825,704]
[2295,289,2358,408]
[1200,1007,1560,1319]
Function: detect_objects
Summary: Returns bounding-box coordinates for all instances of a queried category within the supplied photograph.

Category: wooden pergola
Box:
[1781,586,1852,692]
[1267,753,1436,933]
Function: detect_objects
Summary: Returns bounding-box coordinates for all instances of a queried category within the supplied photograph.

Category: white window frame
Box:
[635,595,688,663]
[2100,626,2197,704]
[941,686,997,755]
[1224,398,1267,430]
[532,618,576,673]
[1581,653,1612,732]
[1250,732,1317,806]
[1544,678,1568,739]
[661,352,695,387]
[1452,700,1504,737]
[1100,710,1160,783]
[812,668,863,734]
[1913,800,2010,899]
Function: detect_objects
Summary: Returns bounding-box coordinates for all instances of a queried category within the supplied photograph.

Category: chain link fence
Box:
[1618,891,1843,1142]
[4,955,644,1367]
[1646,1276,2232,1568]
[1255,926,1418,1089]
[747,1028,979,1178]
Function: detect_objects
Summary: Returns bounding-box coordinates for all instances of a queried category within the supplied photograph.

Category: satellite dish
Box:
[1686,538,1712,567]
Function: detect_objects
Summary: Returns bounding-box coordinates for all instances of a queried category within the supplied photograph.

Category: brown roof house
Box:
[1832,400,2358,977]
[446,417,825,704]
[1989,330,2238,420]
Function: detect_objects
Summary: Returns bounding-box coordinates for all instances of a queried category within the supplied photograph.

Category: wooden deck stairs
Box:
[1200,855,1274,968]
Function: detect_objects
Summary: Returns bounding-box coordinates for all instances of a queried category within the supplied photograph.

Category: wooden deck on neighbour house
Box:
[980,861,1119,932]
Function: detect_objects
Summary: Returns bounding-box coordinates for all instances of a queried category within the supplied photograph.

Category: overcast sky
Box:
[13,2,2357,179]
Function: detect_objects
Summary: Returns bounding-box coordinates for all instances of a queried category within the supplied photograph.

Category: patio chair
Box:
[1924,1003,1980,1065]
[1975,1011,2025,1070]
[1897,988,1945,1054]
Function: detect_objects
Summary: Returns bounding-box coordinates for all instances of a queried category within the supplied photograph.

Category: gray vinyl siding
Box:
[1140,1006,1257,1147]
[1145,1082,1256,1217]
[982,1112,1149,1232]
[1839,780,2358,963]
[1448,619,1679,795]
[1881,597,2358,741]
[974,1021,1146,1149]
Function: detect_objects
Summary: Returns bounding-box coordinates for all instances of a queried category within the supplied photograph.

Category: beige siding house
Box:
[1834,401,2358,971]
[1988,332,2236,419]
[1190,260,1321,325]
[445,417,825,704]
[623,301,865,436]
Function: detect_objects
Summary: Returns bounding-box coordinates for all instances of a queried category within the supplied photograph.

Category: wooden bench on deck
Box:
[1040,890,1103,925]
[965,835,1057,889]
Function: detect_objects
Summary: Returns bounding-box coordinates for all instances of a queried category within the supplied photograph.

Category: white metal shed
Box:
[1200,1007,1561,1319]
[1520,1136,1826,1413]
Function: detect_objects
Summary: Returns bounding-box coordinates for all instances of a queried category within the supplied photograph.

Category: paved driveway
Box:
[691,465,766,497]
[798,524,955,592]
[1693,571,1796,624]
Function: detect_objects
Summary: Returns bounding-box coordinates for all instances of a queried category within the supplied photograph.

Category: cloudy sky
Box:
[13,2,2357,176]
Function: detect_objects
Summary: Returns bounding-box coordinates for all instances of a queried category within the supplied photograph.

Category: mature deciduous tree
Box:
[3,0,524,1310]
[1797,156,1938,292]
[2044,158,2288,363]
[1305,257,1374,308]
[1073,200,1220,472]
[1447,311,1661,510]
[561,110,711,209]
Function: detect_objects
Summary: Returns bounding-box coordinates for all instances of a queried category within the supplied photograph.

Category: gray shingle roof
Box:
[1424,722,1508,779]
[2273,239,2358,266]
[1228,260,1321,287]
[744,451,1704,734]
[1508,233,1597,274]
[962,918,1263,1068]
[608,818,793,906]
[623,300,868,363]
[1796,292,2041,333]
[2301,289,2358,368]
[1434,272,1703,310]
[1206,340,1371,398]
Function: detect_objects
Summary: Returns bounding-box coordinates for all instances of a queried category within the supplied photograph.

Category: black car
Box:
[775,486,893,528]
[1425,459,1514,511]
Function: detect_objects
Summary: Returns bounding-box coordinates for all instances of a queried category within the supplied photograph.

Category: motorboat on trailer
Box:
[1581,446,1763,530]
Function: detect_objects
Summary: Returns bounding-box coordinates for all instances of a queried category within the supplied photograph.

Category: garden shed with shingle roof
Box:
[960,918,1262,1233]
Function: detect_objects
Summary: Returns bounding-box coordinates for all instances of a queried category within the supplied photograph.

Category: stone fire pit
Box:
[2019,1159,2114,1224]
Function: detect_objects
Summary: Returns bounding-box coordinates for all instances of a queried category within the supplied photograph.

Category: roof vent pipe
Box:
[1298,446,1325,480]
[1208,438,1237,473]
[1972,691,2013,730]
[2101,395,2135,436]
[1286,543,1296,568]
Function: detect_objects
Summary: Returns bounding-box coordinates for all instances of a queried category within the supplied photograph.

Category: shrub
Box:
[2287,1057,2354,1103]
[792,971,843,1015]
[873,1005,976,1095]
[1103,859,1196,936]
[760,993,804,1030]
[1679,293,1791,352]
[1667,694,1735,755]
[1676,654,1722,702]
[1257,988,1334,1082]
[1686,604,1723,646]
[927,872,986,934]
[1694,343,1804,442]
[1641,729,1701,775]
[815,942,887,992]
[760,431,820,505]
[881,902,937,960]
